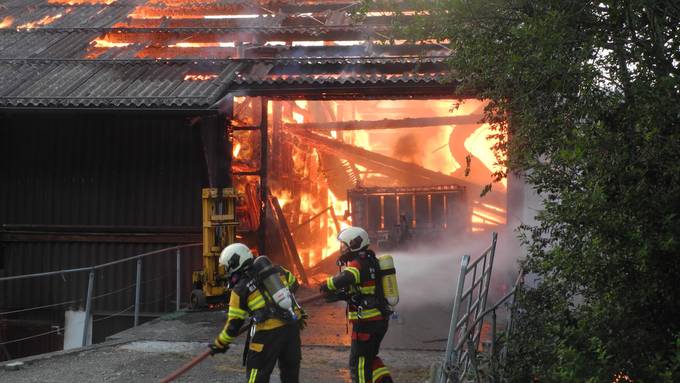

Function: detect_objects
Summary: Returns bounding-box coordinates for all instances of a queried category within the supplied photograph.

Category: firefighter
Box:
[319,227,394,383]
[210,243,303,383]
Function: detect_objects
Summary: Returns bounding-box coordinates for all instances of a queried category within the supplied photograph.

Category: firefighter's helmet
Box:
[337,226,370,253]
[219,243,254,275]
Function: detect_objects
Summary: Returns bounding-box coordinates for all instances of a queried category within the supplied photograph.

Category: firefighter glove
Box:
[319,283,330,293]
[209,340,229,356]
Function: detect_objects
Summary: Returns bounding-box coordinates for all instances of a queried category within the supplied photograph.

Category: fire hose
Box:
[159,292,325,383]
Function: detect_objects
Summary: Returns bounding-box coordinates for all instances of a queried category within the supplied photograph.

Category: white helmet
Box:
[337,226,370,253]
[219,243,254,275]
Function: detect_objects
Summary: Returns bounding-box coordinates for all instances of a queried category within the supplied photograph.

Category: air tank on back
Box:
[252,255,297,320]
[378,254,399,307]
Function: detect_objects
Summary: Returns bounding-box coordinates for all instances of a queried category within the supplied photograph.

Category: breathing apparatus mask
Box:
[337,242,354,266]
[225,256,253,289]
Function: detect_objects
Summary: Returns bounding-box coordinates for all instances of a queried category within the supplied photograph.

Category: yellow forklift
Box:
[190,188,239,309]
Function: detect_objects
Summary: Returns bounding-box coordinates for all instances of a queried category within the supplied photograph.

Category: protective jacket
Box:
[216,266,299,346]
[322,249,387,322]
[321,249,393,383]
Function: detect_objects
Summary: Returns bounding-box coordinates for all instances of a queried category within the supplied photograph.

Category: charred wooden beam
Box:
[283,115,483,131]
[200,108,232,188]
[268,195,309,285]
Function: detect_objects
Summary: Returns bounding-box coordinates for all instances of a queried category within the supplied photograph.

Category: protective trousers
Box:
[245,323,301,383]
[349,319,393,383]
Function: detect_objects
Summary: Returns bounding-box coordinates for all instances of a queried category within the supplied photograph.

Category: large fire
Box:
[259,99,507,267]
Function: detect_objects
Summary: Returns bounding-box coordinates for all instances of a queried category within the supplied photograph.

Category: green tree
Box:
[364,0,680,381]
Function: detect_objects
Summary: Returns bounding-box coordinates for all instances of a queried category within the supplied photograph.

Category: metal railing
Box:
[458,271,524,383]
[0,243,200,350]
[433,231,525,383]
[436,232,498,383]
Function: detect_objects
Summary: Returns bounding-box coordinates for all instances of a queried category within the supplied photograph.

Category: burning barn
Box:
[0,0,512,361]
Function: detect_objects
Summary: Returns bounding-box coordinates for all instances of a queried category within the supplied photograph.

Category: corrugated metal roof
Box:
[0,31,99,59]
[0,60,242,108]
[0,0,455,107]
[0,3,138,29]
[0,57,453,107]
[234,73,450,86]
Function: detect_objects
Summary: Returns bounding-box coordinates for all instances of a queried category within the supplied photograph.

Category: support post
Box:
[82,270,95,347]
[176,248,181,312]
[259,97,269,254]
[134,259,142,327]
[200,108,232,189]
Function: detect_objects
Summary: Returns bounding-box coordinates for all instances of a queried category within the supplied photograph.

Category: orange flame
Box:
[232,143,241,158]
[464,123,507,187]
[273,189,292,209]
[92,39,131,48]
[17,13,66,30]
[184,74,218,81]
[0,16,14,29]
[169,42,235,48]
[321,190,348,259]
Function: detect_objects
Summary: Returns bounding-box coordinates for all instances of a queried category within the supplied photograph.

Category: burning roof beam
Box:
[289,129,464,187]
[283,115,484,131]
[128,5,264,19]
[90,29,385,44]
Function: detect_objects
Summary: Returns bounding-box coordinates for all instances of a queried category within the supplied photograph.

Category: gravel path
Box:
[0,341,437,382]
[0,291,445,382]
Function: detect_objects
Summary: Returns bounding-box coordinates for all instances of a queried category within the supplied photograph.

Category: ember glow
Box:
[169,42,235,48]
[48,0,116,4]
[203,14,263,19]
[92,39,131,48]
[292,41,325,47]
[0,16,13,29]
[17,12,67,30]
[613,372,633,383]
[184,74,218,81]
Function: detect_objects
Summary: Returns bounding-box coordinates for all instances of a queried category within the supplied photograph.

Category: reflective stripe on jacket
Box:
[217,266,299,345]
[325,252,384,322]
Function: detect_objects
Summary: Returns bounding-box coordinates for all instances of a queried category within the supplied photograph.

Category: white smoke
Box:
[379,226,523,349]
